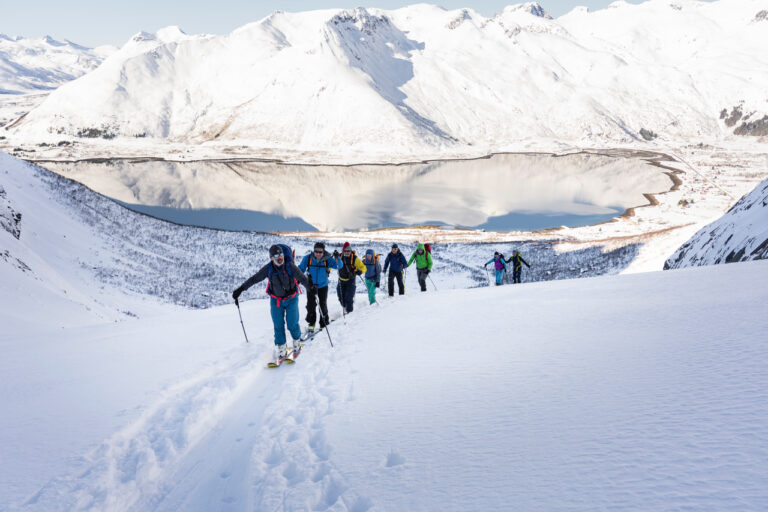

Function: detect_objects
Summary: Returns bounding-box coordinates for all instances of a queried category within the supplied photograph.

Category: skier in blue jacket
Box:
[383,243,409,296]
[298,241,341,335]
[484,252,507,286]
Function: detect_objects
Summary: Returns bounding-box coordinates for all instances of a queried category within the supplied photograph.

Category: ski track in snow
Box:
[21,342,274,511]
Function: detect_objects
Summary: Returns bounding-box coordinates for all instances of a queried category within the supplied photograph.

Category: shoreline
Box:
[28,148,682,238]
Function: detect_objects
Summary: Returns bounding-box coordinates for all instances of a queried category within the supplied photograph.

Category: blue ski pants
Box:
[495,269,505,285]
[270,295,301,346]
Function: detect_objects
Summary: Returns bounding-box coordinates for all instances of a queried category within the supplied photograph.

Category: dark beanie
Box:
[269,245,283,257]
[392,243,399,249]
[314,241,325,251]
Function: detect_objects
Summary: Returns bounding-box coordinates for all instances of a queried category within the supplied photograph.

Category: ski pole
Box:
[322,313,334,347]
[235,299,250,343]
[485,267,491,286]
[428,274,438,291]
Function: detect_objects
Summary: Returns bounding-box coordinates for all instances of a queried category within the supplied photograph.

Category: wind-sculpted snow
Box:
[665,178,768,269]
[5,0,768,160]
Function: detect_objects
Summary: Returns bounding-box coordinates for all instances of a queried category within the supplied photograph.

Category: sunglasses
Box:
[271,253,283,260]
[314,249,323,254]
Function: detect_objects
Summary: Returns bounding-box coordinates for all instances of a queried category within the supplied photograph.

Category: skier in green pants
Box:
[362,249,382,304]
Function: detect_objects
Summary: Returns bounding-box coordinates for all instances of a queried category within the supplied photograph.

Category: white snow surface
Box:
[4,0,768,161]
[0,34,114,96]
[2,149,768,510]
[666,176,768,267]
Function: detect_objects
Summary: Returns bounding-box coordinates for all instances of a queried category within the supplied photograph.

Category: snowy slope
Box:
[5,0,768,160]
[4,257,768,510]
[0,34,113,95]
[665,177,768,268]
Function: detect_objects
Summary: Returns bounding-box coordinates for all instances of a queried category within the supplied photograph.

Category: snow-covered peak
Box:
[503,2,553,19]
[155,25,189,42]
[607,0,632,9]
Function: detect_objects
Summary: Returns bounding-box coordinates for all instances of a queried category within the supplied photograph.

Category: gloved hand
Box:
[333,250,339,258]
[484,263,488,268]
[424,269,430,275]
[376,282,380,288]
[232,287,243,301]
[355,270,362,276]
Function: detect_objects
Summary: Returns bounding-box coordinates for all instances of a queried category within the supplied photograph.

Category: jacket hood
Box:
[416,243,425,251]
[365,249,375,260]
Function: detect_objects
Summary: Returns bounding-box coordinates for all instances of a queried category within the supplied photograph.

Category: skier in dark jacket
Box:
[383,243,408,296]
[298,241,341,335]
[506,250,531,284]
[232,244,309,361]
[336,241,366,313]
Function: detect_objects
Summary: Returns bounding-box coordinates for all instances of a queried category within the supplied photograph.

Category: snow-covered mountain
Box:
[665,177,768,268]
[4,0,768,159]
[0,34,114,95]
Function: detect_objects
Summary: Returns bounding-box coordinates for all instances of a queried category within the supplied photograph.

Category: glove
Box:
[376,282,380,288]
[355,270,362,276]
[232,287,243,301]
[333,250,339,258]
[424,269,430,275]
[484,263,488,268]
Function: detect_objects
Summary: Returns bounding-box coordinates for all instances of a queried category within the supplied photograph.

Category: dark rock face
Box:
[0,186,22,240]
[721,106,743,127]
[754,10,768,21]
[734,115,768,136]
[639,128,657,141]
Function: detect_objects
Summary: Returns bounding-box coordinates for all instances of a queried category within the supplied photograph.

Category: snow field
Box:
[241,262,768,511]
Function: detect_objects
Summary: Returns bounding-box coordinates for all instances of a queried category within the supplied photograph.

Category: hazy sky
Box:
[1,0,645,47]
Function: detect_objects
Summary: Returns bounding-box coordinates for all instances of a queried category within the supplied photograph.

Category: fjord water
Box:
[42,153,671,232]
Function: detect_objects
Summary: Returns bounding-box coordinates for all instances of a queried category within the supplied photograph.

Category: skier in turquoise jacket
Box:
[484,252,507,286]
[362,249,382,304]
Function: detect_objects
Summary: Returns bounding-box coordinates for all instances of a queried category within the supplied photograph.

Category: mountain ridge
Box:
[4,0,767,160]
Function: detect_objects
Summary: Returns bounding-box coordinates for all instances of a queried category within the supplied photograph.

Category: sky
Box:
[0,0,646,48]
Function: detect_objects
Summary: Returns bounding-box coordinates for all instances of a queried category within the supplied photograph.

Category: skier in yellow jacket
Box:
[336,241,367,313]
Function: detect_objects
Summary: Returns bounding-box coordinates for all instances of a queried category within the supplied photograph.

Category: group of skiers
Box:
[232,241,531,363]
[484,250,531,286]
[232,241,434,362]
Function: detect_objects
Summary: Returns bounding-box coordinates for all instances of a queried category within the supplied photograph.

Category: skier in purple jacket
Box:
[484,252,507,286]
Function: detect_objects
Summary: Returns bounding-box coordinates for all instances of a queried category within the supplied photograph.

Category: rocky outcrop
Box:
[665,178,768,269]
[0,185,21,239]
